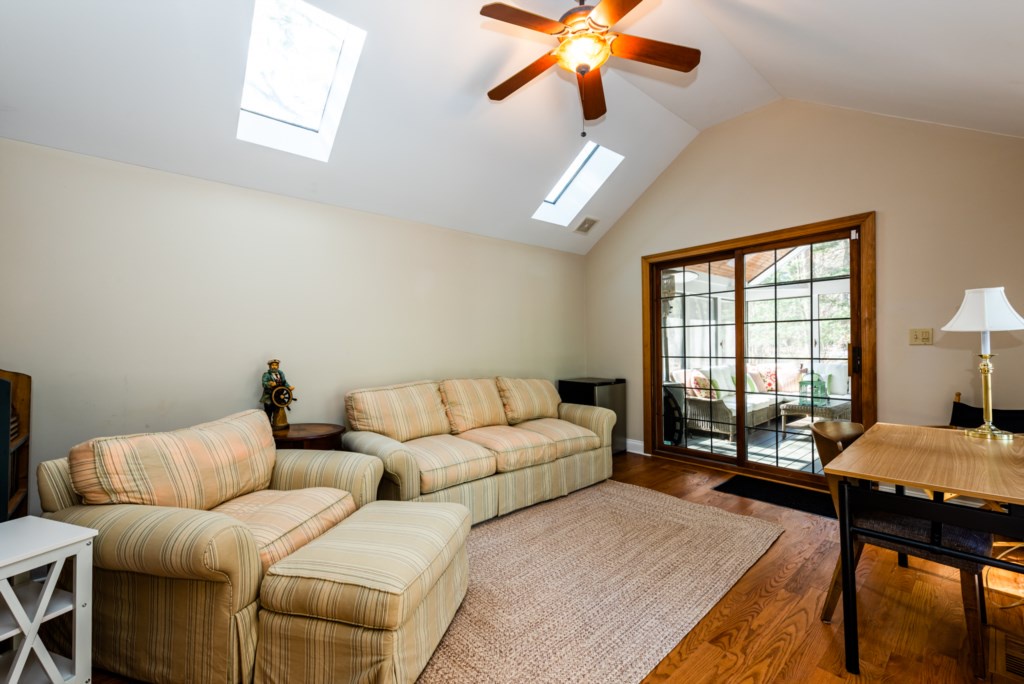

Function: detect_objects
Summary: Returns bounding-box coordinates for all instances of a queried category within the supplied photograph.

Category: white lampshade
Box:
[942,287,1024,333]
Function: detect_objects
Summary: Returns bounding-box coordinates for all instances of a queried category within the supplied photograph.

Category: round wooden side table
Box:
[272,423,346,450]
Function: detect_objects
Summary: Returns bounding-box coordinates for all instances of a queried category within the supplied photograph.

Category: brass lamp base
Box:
[965,424,1014,441]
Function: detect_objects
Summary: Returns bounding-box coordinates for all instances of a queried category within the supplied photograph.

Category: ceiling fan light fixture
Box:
[554,31,611,74]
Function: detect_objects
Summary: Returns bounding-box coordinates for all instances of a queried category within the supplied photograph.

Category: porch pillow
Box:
[440,378,508,434]
[496,377,560,425]
[692,376,718,399]
[68,409,276,510]
[346,380,451,442]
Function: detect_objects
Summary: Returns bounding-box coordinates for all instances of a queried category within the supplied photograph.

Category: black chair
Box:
[835,480,1009,679]
[813,421,992,680]
[950,392,1024,433]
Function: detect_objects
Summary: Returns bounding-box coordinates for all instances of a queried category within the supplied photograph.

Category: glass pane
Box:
[718,296,736,324]
[776,297,810,322]
[813,239,850,278]
[713,324,736,358]
[774,246,810,283]
[709,258,735,295]
[746,299,774,323]
[683,264,710,294]
[817,319,850,358]
[778,321,812,359]
[746,322,776,358]
[745,250,775,287]
[818,292,850,319]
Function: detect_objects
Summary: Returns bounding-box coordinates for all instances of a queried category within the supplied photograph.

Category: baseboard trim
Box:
[625,439,648,456]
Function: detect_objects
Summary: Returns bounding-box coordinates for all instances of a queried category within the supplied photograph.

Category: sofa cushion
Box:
[404,434,497,494]
[457,425,556,472]
[260,501,470,631]
[439,378,508,434]
[346,380,451,442]
[514,418,600,459]
[212,487,356,573]
[68,409,276,509]
[495,377,560,425]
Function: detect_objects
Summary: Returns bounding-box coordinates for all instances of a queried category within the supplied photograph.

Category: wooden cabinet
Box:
[1,369,30,523]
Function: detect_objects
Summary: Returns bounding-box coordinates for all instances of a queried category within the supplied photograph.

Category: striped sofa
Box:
[36,409,387,684]
[342,377,616,524]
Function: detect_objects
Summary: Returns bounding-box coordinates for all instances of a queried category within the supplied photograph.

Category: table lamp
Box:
[941,287,1024,440]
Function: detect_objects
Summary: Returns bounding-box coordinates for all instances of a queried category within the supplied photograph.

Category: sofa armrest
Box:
[44,505,260,600]
[270,449,384,508]
[342,431,421,501]
[559,403,616,448]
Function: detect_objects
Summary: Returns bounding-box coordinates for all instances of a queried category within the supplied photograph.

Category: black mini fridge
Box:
[557,378,626,454]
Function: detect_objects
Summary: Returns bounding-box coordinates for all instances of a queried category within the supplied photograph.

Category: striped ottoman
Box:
[255,501,471,684]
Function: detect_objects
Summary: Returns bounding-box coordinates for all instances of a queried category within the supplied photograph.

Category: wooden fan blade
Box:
[611,33,701,72]
[488,52,558,101]
[577,68,607,121]
[480,3,567,35]
[588,0,644,30]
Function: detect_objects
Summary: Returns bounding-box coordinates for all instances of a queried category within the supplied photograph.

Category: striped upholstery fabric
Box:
[91,569,257,684]
[496,377,561,425]
[47,503,262,592]
[403,434,496,494]
[413,477,498,525]
[439,378,507,433]
[257,501,469,684]
[457,425,556,472]
[346,381,451,442]
[343,430,422,500]
[257,548,467,684]
[494,461,560,515]
[68,409,276,509]
[45,502,263,684]
[515,418,600,459]
[213,488,356,573]
[560,446,613,492]
[558,402,616,447]
[37,458,82,512]
[269,449,383,508]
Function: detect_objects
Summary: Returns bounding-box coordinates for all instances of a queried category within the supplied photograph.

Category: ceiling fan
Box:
[481,0,701,121]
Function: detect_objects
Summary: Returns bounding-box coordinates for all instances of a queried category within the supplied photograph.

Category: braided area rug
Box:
[418,480,784,683]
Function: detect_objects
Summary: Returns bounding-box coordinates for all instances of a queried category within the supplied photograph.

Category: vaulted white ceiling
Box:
[1,1,1021,254]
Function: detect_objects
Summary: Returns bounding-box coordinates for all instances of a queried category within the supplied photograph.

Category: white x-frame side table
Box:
[1,516,98,683]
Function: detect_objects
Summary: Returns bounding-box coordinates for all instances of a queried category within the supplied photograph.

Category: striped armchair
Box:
[36,410,383,684]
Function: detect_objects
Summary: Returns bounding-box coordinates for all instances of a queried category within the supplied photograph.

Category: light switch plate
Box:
[909,328,933,345]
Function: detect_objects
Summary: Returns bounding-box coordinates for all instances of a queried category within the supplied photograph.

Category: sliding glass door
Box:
[644,214,875,487]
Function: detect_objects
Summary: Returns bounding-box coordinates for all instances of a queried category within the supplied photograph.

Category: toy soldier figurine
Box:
[261,359,296,424]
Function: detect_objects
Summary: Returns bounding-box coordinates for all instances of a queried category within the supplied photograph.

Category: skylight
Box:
[532,141,623,227]
[237,0,366,162]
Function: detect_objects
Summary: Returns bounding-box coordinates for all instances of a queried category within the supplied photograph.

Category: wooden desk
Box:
[825,423,1024,676]
[826,422,1024,506]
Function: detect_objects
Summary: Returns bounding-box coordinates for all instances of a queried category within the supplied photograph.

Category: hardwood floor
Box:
[92,452,1024,683]
[614,453,1024,684]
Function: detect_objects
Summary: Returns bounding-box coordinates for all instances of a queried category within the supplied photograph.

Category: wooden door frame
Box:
[641,212,876,489]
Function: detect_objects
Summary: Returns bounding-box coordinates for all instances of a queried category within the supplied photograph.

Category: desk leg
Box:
[838,481,860,674]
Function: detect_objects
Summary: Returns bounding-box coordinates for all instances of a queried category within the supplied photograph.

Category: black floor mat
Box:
[713,474,836,519]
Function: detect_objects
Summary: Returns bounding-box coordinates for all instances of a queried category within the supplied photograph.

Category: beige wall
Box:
[0,139,587,511]
[585,100,1024,446]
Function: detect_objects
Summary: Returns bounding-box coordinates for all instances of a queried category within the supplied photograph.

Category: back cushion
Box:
[439,378,508,434]
[346,380,451,442]
[496,377,561,425]
[68,409,276,510]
